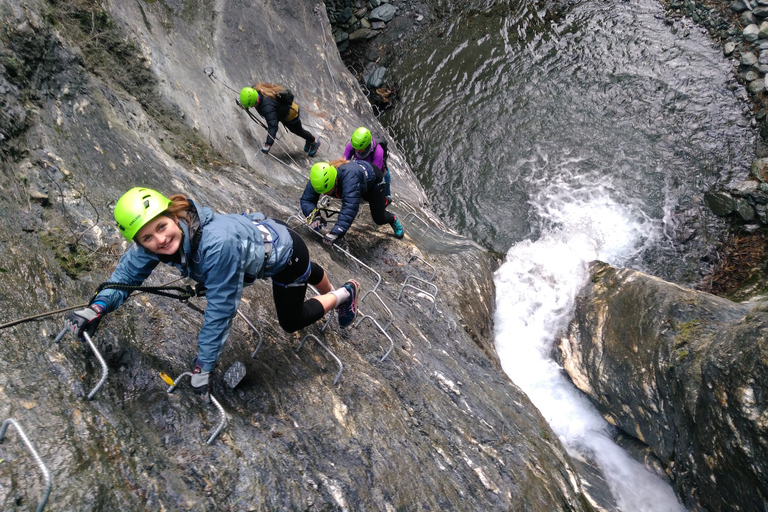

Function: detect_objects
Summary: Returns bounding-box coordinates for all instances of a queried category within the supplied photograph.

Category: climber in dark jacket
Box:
[240,82,321,156]
[300,159,404,245]
[64,187,359,404]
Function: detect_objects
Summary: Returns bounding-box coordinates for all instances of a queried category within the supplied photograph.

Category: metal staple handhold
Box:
[397,276,439,313]
[0,418,52,512]
[356,289,393,332]
[235,310,263,358]
[53,328,109,400]
[296,334,344,385]
[353,315,394,362]
[166,372,227,445]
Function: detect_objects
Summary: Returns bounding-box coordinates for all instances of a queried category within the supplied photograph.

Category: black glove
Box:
[64,306,103,338]
[323,233,338,247]
[191,363,211,404]
[261,144,271,154]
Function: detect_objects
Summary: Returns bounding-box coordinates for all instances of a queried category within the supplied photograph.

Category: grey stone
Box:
[732,180,759,195]
[366,66,387,88]
[748,77,765,93]
[757,204,768,222]
[371,21,386,30]
[731,0,749,10]
[705,190,736,216]
[725,42,737,55]
[760,21,768,38]
[735,197,756,220]
[370,4,397,22]
[349,27,373,41]
[744,23,761,42]
[742,52,759,66]
[743,11,758,25]
[338,6,354,23]
[750,157,768,181]
[334,30,349,44]
[754,5,768,16]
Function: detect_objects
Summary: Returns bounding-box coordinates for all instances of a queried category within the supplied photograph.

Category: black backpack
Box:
[375,135,389,170]
[276,88,295,106]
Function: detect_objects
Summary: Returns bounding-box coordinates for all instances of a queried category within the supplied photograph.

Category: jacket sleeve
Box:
[259,99,280,145]
[300,181,320,218]
[195,236,245,371]
[92,245,160,312]
[330,166,362,237]
[342,143,354,160]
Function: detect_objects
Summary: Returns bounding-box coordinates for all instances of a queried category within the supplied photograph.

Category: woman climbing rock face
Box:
[64,187,359,403]
[240,83,321,156]
[301,159,405,245]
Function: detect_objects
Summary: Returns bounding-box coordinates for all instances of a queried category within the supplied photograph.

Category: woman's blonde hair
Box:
[254,82,287,99]
[329,158,349,168]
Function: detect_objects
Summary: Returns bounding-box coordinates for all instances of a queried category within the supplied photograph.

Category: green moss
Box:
[673,320,700,348]
[41,230,95,278]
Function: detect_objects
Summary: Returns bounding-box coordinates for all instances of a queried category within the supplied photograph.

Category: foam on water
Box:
[494,165,686,511]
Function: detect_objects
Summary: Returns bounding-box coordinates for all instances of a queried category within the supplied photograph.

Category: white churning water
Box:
[494,165,686,511]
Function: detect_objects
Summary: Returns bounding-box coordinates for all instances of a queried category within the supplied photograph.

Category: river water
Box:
[382,0,756,510]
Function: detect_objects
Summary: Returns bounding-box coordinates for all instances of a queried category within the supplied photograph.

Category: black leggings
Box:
[283,116,315,144]
[361,165,394,225]
[271,228,326,333]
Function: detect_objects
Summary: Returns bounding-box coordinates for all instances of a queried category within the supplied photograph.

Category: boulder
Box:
[744,23,760,42]
[750,157,768,182]
[560,262,767,511]
[370,4,397,22]
[704,190,736,216]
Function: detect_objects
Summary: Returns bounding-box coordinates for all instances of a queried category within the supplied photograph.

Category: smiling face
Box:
[135,214,182,255]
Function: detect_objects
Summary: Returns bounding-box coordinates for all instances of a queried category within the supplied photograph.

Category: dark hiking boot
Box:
[308,140,321,156]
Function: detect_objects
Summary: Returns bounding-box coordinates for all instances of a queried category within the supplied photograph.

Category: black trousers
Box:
[361,165,394,225]
[271,228,326,333]
[283,116,315,144]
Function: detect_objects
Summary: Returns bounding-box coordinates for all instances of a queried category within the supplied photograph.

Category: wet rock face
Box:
[0,0,592,510]
[560,261,768,511]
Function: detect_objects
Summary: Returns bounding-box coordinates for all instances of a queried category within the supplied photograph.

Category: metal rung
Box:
[356,289,393,331]
[54,328,108,400]
[407,254,436,281]
[397,276,439,312]
[235,310,263,358]
[289,210,383,296]
[296,334,343,385]
[0,418,52,512]
[354,315,394,362]
[166,372,227,445]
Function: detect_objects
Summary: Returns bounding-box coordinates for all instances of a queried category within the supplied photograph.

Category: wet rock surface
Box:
[560,262,768,511]
[0,0,592,510]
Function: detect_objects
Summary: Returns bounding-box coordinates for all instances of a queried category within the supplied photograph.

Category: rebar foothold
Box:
[0,418,52,512]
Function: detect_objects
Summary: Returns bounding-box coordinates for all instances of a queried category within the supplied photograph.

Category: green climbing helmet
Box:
[114,187,172,241]
[350,127,372,151]
[310,162,338,194]
[240,87,260,108]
